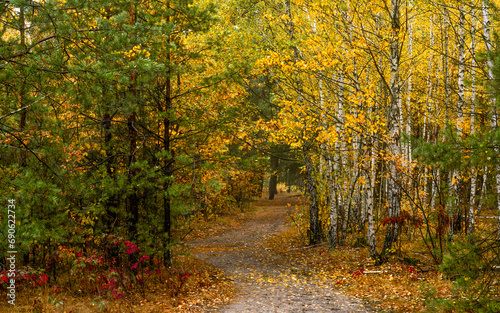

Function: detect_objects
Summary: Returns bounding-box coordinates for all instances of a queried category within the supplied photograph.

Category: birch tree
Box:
[382,0,402,254]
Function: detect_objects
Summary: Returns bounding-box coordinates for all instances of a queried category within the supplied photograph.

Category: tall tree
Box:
[382,0,402,254]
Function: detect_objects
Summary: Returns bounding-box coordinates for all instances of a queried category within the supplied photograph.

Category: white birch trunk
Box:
[432,169,438,210]
[442,8,454,235]
[449,6,465,235]
[348,2,361,241]
[336,71,347,245]
[444,10,450,127]
[319,74,338,247]
[304,5,339,247]
[469,11,478,236]
[457,7,465,137]
[479,168,487,216]
[482,0,500,240]
[406,19,413,164]
[328,156,338,248]
[424,16,434,208]
[383,0,401,254]
[367,123,377,255]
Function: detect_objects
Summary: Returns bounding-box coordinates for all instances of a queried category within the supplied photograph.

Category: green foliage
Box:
[412,126,500,172]
[425,238,500,312]
[0,0,248,274]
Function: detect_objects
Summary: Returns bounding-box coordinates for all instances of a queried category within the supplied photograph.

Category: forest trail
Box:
[187,194,374,312]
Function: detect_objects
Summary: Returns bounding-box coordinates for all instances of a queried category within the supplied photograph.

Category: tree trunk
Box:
[469,10,477,236]
[19,5,27,166]
[284,0,321,245]
[382,0,401,254]
[103,112,118,232]
[336,69,347,245]
[269,154,279,200]
[482,0,500,241]
[367,83,377,255]
[304,150,321,245]
[163,89,172,266]
[327,155,338,249]
[19,4,29,266]
[127,6,139,236]
[424,15,434,210]
[405,17,413,164]
[127,111,139,235]
[163,1,173,266]
[449,6,465,235]
[367,145,377,255]
[443,9,450,127]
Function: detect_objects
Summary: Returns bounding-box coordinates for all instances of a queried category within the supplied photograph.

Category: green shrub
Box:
[425,237,500,312]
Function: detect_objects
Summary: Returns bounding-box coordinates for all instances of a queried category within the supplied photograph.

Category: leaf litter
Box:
[187,194,375,312]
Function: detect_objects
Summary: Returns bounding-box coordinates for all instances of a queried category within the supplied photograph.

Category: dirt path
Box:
[187,194,374,312]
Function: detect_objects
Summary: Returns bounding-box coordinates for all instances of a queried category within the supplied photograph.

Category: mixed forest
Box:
[2,0,500,311]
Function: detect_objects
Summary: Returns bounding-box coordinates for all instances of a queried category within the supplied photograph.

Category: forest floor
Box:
[186,193,375,312]
[2,193,451,312]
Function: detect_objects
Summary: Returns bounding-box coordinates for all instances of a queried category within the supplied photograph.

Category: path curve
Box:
[188,194,374,313]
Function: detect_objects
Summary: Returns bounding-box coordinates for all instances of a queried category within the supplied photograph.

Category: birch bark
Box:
[449,6,465,234]
[469,9,478,236]
[482,0,500,240]
[382,0,402,254]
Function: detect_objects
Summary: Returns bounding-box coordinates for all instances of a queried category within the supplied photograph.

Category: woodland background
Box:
[2,0,500,311]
